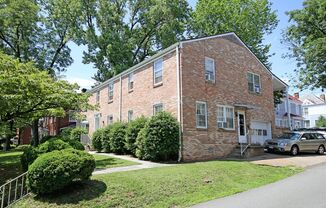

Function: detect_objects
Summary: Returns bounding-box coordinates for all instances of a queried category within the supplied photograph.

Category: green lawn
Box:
[14,161,302,208]
[0,149,24,185]
[93,154,139,169]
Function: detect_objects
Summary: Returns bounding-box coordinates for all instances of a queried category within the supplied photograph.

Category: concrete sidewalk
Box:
[90,152,173,175]
[193,163,326,208]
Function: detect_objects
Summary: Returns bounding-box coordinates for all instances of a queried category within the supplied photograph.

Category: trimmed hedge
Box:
[136,112,179,161]
[92,128,104,152]
[27,149,95,194]
[125,116,147,156]
[109,122,127,154]
[102,126,112,152]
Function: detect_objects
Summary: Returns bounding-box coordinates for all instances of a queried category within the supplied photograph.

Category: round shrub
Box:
[125,116,147,156]
[92,128,105,152]
[102,126,112,152]
[27,149,95,194]
[21,138,72,171]
[109,122,127,154]
[39,135,57,144]
[70,127,88,142]
[21,146,38,171]
[60,136,85,150]
[136,112,179,161]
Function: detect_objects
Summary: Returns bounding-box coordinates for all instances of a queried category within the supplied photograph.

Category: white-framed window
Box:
[247,72,261,93]
[205,57,215,82]
[153,103,163,115]
[153,58,163,85]
[217,105,234,129]
[128,73,134,91]
[196,101,207,128]
[304,120,310,128]
[128,110,133,122]
[108,82,114,101]
[94,113,101,130]
[303,107,308,116]
[107,115,113,125]
[96,91,100,103]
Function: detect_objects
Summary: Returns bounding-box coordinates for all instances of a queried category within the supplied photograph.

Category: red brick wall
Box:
[180,36,274,161]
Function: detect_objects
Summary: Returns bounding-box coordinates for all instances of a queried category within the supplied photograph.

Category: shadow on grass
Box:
[95,157,122,168]
[33,180,107,205]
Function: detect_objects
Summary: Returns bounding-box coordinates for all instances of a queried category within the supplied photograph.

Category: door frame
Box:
[237,111,247,143]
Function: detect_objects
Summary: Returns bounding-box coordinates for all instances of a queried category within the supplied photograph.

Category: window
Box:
[247,72,261,93]
[107,115,113,125]
[153,58,163,84]
[94,114,101,130]
[205,57,215,82]
[153,103,163,115]
[217,105,234,129]
[108,82,114,101]
[303,107,308,116]
[196,101,207,128]
[304,120,310,128]
[128,110,133,122]
[96,91,100,103]
[128,73,134,91]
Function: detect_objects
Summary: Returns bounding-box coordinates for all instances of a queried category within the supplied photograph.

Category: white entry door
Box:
[238,111,247,143]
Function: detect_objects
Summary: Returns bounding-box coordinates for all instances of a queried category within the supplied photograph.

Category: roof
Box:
[300,94,325,105]
[88,32,287,93]
[289,95,303,103]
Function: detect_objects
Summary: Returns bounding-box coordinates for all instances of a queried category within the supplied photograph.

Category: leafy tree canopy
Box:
[316,115,326,128]
[190,0,278,68]
[75,0,191,82]
[284,0,326,90]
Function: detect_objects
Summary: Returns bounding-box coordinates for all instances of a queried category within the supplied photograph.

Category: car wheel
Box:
[291,145,299,156]
[317,145,325,155]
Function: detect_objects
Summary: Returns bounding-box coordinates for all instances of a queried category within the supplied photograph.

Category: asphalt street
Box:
[193,163,326,208]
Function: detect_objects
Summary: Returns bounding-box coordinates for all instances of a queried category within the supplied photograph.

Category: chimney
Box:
[320,94,325,101]
[294,92,299,99]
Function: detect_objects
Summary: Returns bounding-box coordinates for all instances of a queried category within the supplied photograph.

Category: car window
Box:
[302,133,314,140]
[315,133,325,140]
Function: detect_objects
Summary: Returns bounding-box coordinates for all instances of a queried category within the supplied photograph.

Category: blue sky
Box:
[63,0,317,95]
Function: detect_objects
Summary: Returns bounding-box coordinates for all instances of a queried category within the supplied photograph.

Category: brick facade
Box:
[85,33,286,161]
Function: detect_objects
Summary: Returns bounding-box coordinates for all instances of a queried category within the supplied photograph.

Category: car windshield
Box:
[277,133,301,140]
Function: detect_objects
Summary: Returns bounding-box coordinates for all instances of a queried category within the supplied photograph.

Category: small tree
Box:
[316,116,326,128]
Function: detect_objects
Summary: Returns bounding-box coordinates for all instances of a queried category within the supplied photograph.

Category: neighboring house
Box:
[18,114,76,144]
[83,32,287,161]
[300,93,326,128]
[275,93,304,131]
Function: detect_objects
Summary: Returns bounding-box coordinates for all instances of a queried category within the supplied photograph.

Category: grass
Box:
[0,149,24,185]
[14,160,302,208]
[93,154,139,169]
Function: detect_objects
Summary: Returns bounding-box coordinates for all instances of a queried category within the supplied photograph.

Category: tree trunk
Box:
[3,120,14,151]
[32,119,39,146]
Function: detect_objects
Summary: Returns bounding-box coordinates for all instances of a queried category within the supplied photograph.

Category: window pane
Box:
[205,58,215,81]
[196,102,207,128]
[247,73,254,92]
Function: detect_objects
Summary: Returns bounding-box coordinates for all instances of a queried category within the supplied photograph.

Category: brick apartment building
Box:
[84,32,287,161]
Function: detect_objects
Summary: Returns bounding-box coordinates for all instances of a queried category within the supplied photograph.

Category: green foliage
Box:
[125,116,147,156]
[316,116,326,127]
[102,125,113,153]
[14,145,31,152]
[136,112,179,161]
[75,0,191,81]
[27,149,95,194]
[70,127,88,142]
[109,122,127,154]
[92,128,105,152]
[60,128,74,139]
[21,138,72,171]
[284,0,326,89]
[273,90,285,107]
[191,0,278,68]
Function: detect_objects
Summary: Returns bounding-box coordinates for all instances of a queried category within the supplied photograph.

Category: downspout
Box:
[286,87,292,130]
[119,75,122,121]
[176,44,183,162]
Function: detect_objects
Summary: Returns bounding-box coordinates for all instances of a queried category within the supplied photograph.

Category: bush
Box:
[27,149,95,194]
[92,128,105,152]
[15,144,30,151]
[125,116,147,156]
[136,112,179,161]
[39,135,57,144]
[60,137,85,150]
[60,127,74,139]
[70,127,88,142]
[21,138,72,171]
[109,122,127,154]
[102,126,112,152]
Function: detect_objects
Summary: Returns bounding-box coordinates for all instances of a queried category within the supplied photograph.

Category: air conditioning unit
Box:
[255,86,261,93]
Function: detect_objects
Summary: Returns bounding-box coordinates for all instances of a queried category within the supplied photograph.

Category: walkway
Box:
[90,152,172,175]
[193,162,326,208]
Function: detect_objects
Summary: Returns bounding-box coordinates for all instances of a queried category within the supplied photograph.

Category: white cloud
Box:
[65,77,96,90]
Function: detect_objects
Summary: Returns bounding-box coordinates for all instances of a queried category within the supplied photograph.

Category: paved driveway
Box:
[248,152,326,168]
[193,162,326,208]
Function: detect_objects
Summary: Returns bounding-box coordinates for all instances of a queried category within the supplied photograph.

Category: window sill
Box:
[205,80,215,85]
[108,100,113,104]
[217,128,236,132]
[128,89,134,93]
[248,91,262,96]
[153,82,163,88]
[196,127,208,131]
